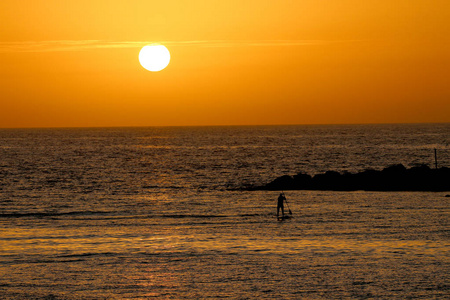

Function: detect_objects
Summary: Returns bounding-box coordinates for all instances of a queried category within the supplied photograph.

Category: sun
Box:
[139,45,170,72]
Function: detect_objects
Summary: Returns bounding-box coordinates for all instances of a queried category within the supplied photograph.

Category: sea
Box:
[0,123,449,299]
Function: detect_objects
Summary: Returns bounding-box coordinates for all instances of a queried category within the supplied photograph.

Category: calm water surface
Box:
[0,124,449,299]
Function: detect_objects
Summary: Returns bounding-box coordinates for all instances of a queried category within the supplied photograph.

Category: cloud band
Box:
[0,39,334,53]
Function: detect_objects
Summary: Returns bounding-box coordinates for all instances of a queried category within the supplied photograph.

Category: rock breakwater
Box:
[251,164,450,191]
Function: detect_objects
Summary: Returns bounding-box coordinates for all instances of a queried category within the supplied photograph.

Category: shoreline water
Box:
[1,190,448,299]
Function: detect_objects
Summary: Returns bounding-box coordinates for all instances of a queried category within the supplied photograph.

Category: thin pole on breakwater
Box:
[434,148,438,169]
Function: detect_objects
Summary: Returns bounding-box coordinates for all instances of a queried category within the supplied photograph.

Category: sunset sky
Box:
[1,0,449,128]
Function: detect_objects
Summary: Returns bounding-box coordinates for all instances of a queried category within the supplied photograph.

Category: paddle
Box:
[282,191,292,215]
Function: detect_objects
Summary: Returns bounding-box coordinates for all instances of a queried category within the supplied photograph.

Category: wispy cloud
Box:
[0,39,339,53]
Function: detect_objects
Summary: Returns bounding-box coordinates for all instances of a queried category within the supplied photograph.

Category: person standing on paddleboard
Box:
[277,193,285,218]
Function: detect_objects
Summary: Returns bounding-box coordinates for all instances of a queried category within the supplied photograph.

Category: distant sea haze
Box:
[0,124,449,299]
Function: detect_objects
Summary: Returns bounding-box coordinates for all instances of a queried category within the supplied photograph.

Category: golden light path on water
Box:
[1,229,446,256]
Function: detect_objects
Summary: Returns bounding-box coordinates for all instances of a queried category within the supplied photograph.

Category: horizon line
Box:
[1,121,448,130]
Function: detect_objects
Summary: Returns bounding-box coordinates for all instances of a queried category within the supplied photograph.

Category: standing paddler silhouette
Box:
[277,192,292,219]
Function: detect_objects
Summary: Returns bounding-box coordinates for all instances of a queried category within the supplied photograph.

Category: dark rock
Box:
[264,175,295,190]
[252,164,450,191]
[292,172,312,189]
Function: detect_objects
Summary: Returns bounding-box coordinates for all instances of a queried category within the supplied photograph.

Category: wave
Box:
[56,252,116,259]
[142,185,184,189]
[159,214,227,219]
[0,211,110,218]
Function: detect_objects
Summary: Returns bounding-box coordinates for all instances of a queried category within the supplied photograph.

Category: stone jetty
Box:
[251,164,450,191]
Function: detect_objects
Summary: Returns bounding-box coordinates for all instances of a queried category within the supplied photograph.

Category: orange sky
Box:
[1,0,449,128]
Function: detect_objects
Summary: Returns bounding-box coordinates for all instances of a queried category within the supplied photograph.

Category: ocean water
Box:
[0,124,449,299]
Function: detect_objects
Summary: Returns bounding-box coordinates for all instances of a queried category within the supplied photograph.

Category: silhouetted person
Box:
[277,193,285,218]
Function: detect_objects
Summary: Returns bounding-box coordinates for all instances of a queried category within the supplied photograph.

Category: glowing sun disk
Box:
[139,45,170,72]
